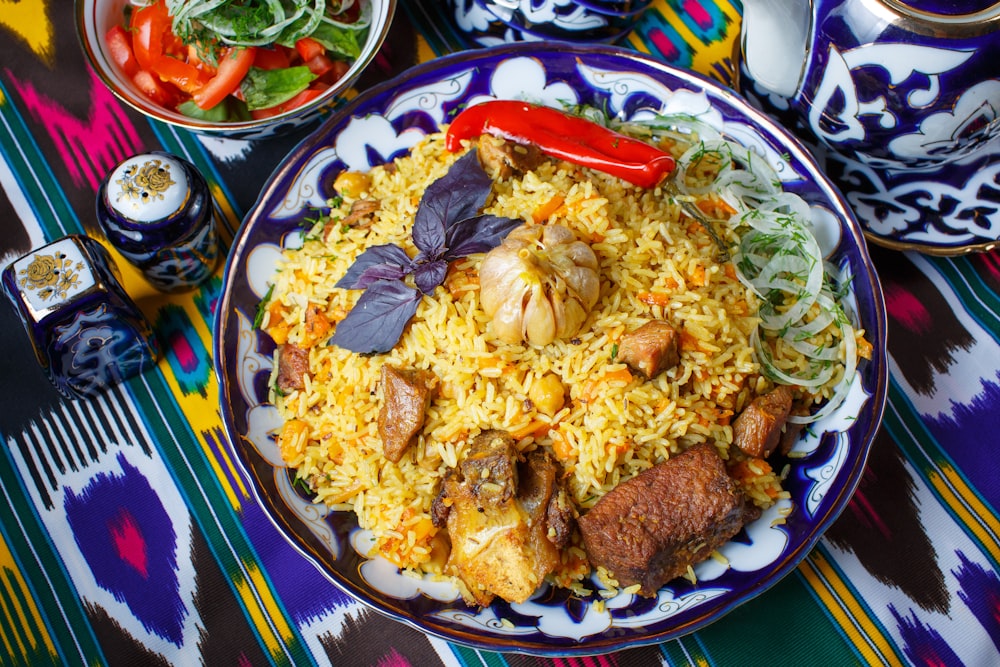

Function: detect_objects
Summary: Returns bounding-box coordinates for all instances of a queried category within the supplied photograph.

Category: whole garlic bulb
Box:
[479,224,600,346]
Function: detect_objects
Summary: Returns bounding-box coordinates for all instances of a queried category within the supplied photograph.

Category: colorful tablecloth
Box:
[1,2,998,665]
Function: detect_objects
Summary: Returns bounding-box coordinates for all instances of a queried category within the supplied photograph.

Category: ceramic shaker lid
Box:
[104,153,190,225]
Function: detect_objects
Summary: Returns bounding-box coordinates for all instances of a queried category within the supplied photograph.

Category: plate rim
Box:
[214,41,889,655]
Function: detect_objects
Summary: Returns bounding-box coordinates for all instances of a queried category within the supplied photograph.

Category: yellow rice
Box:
[263,130,834,585]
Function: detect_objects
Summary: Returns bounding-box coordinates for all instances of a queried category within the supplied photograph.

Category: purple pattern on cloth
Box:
[64,453,187,645]
[890,605,965,667]
[925,379,1000,510]
[954,551,1000,653]
[238,493,354,624]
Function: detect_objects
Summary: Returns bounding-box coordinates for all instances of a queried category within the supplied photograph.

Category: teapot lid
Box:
[886,0,1000,16]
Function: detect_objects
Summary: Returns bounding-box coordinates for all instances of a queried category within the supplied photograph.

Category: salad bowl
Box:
[215,43,888,654]
[77,0,396,141]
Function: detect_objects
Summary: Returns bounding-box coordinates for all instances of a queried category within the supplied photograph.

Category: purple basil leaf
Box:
[444,214,522,259]
[354,263,410,289]
[412,151,492,253]
[335,243,414,289]
[329,280,422,353]
[413,259,448,294]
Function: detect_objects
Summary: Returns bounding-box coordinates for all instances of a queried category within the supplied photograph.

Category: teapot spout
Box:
[741,0,812,99]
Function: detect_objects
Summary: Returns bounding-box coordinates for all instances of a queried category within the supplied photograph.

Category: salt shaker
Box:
[2,235,159,399]
[96,152,219,292]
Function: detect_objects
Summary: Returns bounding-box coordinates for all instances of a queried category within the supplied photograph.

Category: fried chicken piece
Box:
[435,430,575,606]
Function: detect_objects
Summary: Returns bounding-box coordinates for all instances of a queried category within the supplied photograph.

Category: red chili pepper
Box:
[445,100,676,188]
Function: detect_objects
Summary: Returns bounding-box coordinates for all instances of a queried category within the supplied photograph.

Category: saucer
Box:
[816,140,1000,256]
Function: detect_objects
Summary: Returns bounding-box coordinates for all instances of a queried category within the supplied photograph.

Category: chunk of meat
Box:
[477,136,544,179]
[323,198,380,239]
[617,320,680,379]
[518,451,576,551]
[436,430,575,606]
[276,343,309,393]
[341,198,380,228]
[377,365,438,463]
[577,443,758,596]
[733,385,794,458]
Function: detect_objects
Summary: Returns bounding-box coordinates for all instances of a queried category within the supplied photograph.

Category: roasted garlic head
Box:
[479,224,600,346]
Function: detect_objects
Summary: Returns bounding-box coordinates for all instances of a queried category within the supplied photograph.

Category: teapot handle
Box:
[741,0,813,98]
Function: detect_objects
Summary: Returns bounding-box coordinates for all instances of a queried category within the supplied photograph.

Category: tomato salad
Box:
[105,0,370,121]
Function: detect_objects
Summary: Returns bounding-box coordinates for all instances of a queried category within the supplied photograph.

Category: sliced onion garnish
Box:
[667,131,861,425]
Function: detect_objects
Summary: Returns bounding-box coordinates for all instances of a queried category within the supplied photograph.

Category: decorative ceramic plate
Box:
[215,43,888,655]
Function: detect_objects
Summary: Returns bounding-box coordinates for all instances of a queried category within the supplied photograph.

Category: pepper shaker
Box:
[96,151,219,292]
[2,235,160,399]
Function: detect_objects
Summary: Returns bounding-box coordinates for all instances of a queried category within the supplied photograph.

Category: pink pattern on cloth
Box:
[110,508,150,579]
[5,68,143,190]
[883,282,932,335]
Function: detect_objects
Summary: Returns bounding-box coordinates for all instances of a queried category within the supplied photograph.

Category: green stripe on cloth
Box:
[691,570,866,666]
[123,372,316,667]
[0,454,105,665]
[926,255,1000,336]
[0,81,79,243]
[882,382,1000,568]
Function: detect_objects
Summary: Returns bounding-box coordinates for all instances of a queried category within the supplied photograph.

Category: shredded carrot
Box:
[697,196,736,219]
[511,420,544,440]
[604,367,633,385]
[663,276,680,290]
[637,291,671,307]
[324,480,363,506]
[688,263,707,287]
[532,193,565,223]
[300,304,331,347]
[679,329,700,351]
[278,419,308,461]
[550,429,574,461]
[724,263,738,281]
[266,300,290,344]
[856,331,873,360]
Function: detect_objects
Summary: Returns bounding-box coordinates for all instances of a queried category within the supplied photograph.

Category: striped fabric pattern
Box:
[0,1,997,665]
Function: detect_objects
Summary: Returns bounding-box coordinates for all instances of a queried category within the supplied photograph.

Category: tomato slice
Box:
[130,0,171,72]
[253,46,292,71]
[192,46,256,110]
[295,37,325,62]
[249,87,324,119]
[128,0,208,94]
[304,53,335,79]
[105,25,139,77]
[133,69,179,107]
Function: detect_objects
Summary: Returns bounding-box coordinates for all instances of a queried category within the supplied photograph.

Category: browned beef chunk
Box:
[577,442,754,596]
[377,365,437,463]
[618,320,680,379]
[437,431,576,606]
[276,343,309,393]
[733,385,794,458]
[477,136,544,179]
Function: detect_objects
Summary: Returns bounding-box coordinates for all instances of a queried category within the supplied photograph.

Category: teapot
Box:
[737,1,1000,253]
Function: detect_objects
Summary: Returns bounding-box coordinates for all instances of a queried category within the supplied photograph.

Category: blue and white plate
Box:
[215,43,888,655]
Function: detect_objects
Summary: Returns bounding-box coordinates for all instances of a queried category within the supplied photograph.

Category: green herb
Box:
[253,283,274,330]
[166,0,371,50]
[241,66,317,110]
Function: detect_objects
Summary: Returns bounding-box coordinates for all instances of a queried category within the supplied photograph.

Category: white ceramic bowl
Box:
[76,0,396,141]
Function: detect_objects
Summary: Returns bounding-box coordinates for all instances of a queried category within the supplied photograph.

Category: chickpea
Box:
[333,171,371,199]
[528,372,565,417]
